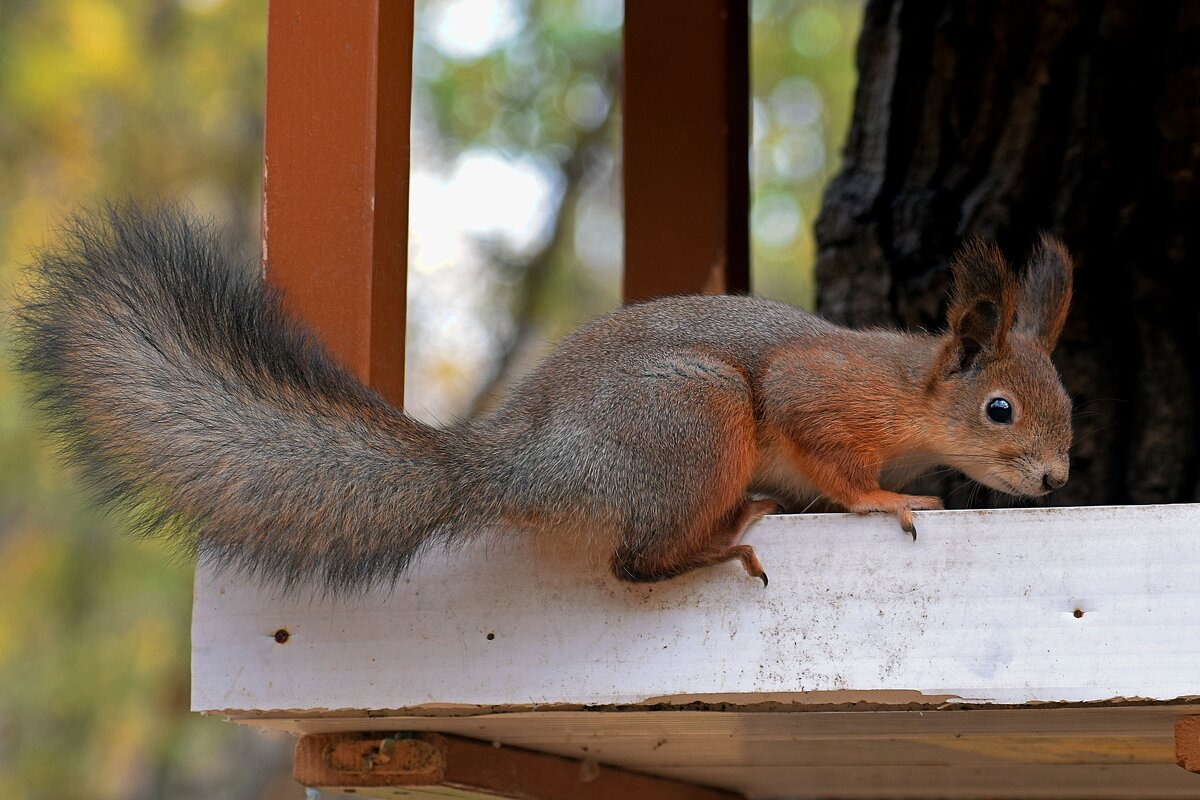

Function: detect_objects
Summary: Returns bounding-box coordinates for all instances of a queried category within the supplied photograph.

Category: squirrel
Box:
[16,205,1073,593]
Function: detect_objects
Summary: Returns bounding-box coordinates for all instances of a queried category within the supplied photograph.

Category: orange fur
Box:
[742,237,1074,543]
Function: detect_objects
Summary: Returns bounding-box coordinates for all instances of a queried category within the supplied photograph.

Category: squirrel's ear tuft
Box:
[946,240,1016,372]
[1016,234,1074,352]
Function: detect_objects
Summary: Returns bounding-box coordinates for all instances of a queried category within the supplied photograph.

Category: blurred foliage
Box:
[0,0,861,797]
[405,0,626,415]
[751,0,861,306]
[406,0,860,414]
[0,2,292,798]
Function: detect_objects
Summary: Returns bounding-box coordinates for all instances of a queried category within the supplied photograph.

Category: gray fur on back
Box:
[17,206,833,593]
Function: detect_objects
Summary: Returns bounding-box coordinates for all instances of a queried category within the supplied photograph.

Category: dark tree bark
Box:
[815,0,1200,508]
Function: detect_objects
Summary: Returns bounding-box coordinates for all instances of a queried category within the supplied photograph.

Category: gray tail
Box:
[15,204,485,593]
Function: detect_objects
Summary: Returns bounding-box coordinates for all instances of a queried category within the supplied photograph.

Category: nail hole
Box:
[273,628,290,643]
[486,632,495,641]
[1073,609,1084,619]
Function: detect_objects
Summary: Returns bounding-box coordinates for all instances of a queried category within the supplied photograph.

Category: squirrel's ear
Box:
[946,240,1016,373]
[1015,234,1073,352]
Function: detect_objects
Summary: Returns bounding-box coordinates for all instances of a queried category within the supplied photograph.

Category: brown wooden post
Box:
[622,0,750,303]
[261,1,413,407]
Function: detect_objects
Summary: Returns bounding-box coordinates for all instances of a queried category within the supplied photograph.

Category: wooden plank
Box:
[261,0,413,406]
[193,505,1200,712]
[237,708,1200,799]
[651,764,1200,799]
[237,706,1199,744]
[1178,716,1200,772]
[622,0,750,301]
[286,765,1200,800]
[293,732,741,799]
[193,505,1200,798]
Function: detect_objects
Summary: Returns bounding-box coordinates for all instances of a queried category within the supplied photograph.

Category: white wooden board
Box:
[194,504,1200,711]
[191,504,1200,798]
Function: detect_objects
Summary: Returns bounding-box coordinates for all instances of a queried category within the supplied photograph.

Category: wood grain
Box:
[294,732,741,799]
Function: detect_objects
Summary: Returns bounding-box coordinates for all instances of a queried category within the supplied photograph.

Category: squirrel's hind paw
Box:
[727,544,768,587]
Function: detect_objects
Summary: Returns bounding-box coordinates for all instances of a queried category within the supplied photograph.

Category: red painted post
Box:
[261,1,414,407]
[622,0,751,302]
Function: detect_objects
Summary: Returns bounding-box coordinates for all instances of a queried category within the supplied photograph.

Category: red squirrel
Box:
[17,206,1072,593]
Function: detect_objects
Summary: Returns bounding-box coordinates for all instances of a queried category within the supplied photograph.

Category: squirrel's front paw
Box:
[891,495,943,540]
[848,492,943,540]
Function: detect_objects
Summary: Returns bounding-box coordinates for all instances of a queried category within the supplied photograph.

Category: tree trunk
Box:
[814,0,1200,508]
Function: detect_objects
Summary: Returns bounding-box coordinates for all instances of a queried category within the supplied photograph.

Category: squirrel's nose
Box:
[1042,472,1066,491]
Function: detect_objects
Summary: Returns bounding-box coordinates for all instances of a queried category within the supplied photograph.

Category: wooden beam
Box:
[194,505,1200,797]
[228,709,1200,799]
[622,0,750,302]
[194,505,1200,712]
[294,732,742,799]
[1177,716,1200,773]
[261,0,413,407]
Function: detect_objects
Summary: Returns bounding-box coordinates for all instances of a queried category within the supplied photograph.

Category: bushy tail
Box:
[15,204,482,593]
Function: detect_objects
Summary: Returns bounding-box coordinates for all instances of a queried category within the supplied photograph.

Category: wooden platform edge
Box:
[192,505,1200,714]
[294,731,743,799]
[205,695,1200,721]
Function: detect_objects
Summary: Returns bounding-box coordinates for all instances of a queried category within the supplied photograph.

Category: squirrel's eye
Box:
[986,397,1013,424]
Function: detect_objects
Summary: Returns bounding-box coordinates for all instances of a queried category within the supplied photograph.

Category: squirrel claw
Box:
[729,544,767,586]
